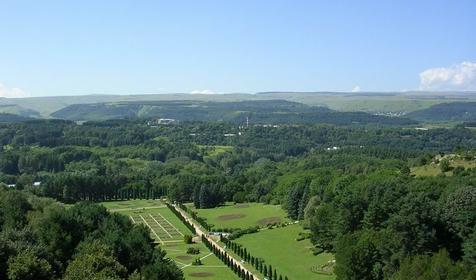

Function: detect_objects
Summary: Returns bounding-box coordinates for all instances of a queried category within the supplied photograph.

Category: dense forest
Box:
[0,118,475,279]
[0,187,183,279]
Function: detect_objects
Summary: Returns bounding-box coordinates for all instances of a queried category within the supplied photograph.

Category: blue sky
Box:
[0,0,475,97]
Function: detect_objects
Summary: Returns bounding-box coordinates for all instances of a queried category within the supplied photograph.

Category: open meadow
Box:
[234,224,335,280]
[411,158,476,177]
[191,202,289,229]
[101,200,238,280]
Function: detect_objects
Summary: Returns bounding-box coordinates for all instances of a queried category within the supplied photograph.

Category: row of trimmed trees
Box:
[202,235,258,280]
[166,203,196,234]
[222,237,289,280]
[177,202,213,231]
[167,202,257,279]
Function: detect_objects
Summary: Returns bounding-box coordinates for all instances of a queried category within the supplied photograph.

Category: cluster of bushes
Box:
[192,258,202,266]
[221,237,289,280]
[295,231,311,241]
[186,247,200,255]
[227,226,260,240]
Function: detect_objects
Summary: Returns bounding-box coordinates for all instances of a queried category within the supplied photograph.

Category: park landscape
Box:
[1,2,476,280]
[102,200,238,280]
[101,200,336,280]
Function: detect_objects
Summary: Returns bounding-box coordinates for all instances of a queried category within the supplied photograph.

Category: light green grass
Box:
[412,159,476,177]
[199,145,234,157]
[100,199,164,211]
[105,201,238,280]
[235,224,335,280]
[191,202,289,229]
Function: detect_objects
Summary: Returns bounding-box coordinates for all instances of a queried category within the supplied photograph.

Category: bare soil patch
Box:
[257,216,281,226]
[217,213,246,221]
[189,272,214,277]
[176,255,193,261]
[233,204,250,208]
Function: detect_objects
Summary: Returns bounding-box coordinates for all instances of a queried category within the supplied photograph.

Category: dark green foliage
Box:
[51,100,416,125]
[184,235,193,244]
[407,102,476,122]
[0,189,183,280]
[0,118,475,280]
[6,249,52,280]
[393,249,476,280]
[440,159,451,172]
[186,247,200,255]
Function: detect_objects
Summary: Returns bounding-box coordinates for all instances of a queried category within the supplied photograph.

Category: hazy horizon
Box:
[1,1,475,97]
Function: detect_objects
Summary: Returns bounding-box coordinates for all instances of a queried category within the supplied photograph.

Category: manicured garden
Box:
[190,202,289,229]
[102,200,238,280]
[234,224,335,280]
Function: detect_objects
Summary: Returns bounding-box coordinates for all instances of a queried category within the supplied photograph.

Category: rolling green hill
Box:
[406,102,476,122]
[51,100,417,125]
[1,91,475,118]
[0,113,33,122]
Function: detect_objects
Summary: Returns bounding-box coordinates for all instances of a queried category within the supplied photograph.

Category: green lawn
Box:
[103,200,238,280]
[234,224,335,280]
[100,199,164,211]
[191,202,289,229]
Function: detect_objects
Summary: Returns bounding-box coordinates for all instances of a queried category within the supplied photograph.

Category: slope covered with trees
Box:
[407,102,476,122]
[0,186,183,280]
[0,119,475,279]
[51,100,417,125]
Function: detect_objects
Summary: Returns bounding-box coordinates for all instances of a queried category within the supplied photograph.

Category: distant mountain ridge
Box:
[51,99,417,126]
[1,91,475,118]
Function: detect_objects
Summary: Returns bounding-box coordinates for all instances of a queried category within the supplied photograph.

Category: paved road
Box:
[171,204,261,280]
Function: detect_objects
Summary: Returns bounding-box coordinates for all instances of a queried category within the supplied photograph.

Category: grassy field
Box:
[191,202,289,229]
[412,159,476,177]
[102,200,238,280]
[199,145,234,157]
[101,199,165,211]
[234,224,335,280]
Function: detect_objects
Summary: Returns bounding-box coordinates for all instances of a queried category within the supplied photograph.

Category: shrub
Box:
[192,258,202,266]
[184,235,193,244]
[186,247,200,255]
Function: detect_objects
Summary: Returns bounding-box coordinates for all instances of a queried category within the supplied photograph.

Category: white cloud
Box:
[419,62,476,91]
[351,85,361,92]
[190,89,217,94]
[0,82,29,98]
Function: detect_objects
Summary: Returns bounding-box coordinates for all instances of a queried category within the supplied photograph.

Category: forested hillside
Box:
[51,100,417,125]
[0,119,475,279]
[0,113,33,123]
[0,187,183,280]
[407,102,476,122]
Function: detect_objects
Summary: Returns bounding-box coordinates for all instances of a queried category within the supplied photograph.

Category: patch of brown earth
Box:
[189,272,214,277]
[217,213,246,221]
[257,216,281,226]
[176,255,193,261]
[233,204,250,208]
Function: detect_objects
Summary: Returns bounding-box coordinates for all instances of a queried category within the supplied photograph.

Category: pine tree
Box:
[298,186,310,220]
